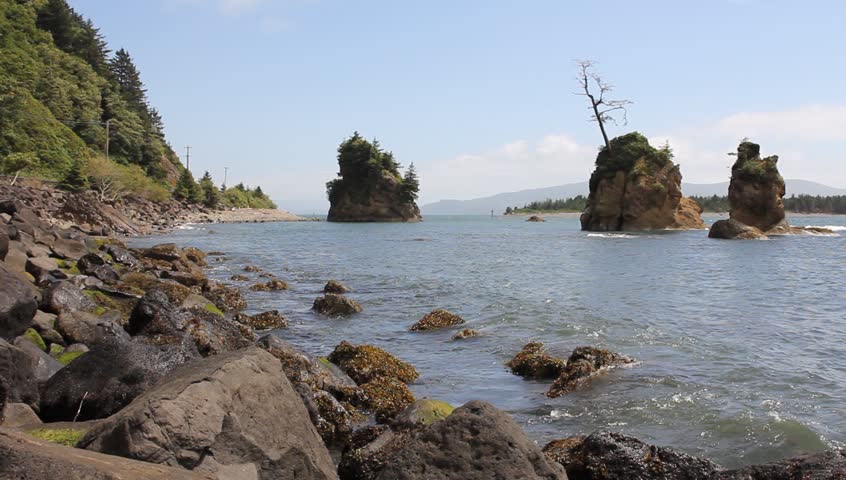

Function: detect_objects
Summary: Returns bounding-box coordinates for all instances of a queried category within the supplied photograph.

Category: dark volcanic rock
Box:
[80,348,338,480]
[0,339,39,410]
[0,229,8,260]
[581,132,705,231]
[507,342,566,380]
[546,431,720,480]
[708,218,767,240]
[374,401,567,480]
[56,311,126,346]
[0,429,213,480]
[128,289,254,356]
[0,263,38,340]
[40,335,199,422]
[548,346,635,398]
[724,449,846,479]
[409,309,465,332]
[13,336,63,384]
[51,238,88,261]
[41,281,97,315]
[527,215,546,222]
[77,253,120,284]
[313,294,363,316]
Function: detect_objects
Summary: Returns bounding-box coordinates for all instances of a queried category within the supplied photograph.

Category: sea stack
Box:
[326,132,421,222]
[709,141,787,239]
[580,132,705,231]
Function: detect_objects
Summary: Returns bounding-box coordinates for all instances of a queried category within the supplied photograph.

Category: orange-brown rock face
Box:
[580,133,705,231]
[727,141,787,232]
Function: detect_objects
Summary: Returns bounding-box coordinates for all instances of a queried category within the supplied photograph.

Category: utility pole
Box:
[185,146,191,172]
[223,167,229,190]
[104,119,110,161]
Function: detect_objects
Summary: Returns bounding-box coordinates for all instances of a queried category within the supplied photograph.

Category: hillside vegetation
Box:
[0,0,276,209]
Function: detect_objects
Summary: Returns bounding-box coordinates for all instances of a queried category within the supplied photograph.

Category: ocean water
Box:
[131,214,846,468]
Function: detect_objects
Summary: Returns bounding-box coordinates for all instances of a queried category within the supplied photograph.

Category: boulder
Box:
[80,348,338,480]
[0,339,39,410]
[13,337,63,384]
[41,281,97,315]
[256,335,357,393]
[128,289,254,356]
[327,341,418,385]
[141,242,182,262]
[3,242,28,273]
[0,429,214,480]
[724,449,846,479]
[409,309,465,332]
[25,256,64,284]
[202,281,247,312]
[1,403,41,429]
[313,294,363,316]
[0,229,8,260]
[580,132,705,231]
[250,278,290,291]
[56,311,126,346]
[374,401,568,480]
[507,342,566,380]
[51,238,88,261]
[544,431,720,480]
[324,280,350,294]
[451,328,479,340]
[360,377,415,424]
[708,219,767,240]
[527,215,546,222]
[727,141,788,232]
[0,263,38,340]
[547,346,635,398]
[76,253,119,284]
[230,274,249,281]
[40,335,199,422]
[104,244,138,267]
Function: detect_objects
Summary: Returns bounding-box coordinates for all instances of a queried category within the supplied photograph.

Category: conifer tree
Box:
[400,163,420,204]
[173,169,200,203]
[109,49,148,114]
[58,159,89,192]
[199,171,220,208]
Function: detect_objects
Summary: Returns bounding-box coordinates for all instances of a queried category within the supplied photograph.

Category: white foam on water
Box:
[805,225,846,232]
[586,233,638,239]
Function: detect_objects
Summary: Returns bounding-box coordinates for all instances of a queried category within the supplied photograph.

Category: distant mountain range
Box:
[421,179,846,215]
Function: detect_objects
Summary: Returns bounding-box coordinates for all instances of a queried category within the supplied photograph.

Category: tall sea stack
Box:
[709,141,788,239]
[326,133,421,222]
[580,132,705,231]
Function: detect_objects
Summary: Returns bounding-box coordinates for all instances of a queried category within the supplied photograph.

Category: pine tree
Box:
[109,49,148,114]
[400,163,420,204]
[58,159,89,192]
[199,171,220,208]
[173,169,200,203]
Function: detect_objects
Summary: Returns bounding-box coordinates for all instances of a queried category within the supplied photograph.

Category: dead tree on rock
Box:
[575,60,633,152]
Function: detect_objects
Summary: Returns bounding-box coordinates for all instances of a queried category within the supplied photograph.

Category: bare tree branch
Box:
[574,59,632,151]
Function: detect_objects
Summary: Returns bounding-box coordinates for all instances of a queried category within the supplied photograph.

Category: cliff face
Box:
[580,133,705,231]
[727,141,787,231]
[327,172,421,222]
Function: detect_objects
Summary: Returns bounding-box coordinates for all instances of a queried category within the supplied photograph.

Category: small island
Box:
[326,133,421,222]
[580,132,705,231]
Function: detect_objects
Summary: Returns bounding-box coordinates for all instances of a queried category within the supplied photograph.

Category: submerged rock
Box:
[451,328,479,340]
[708,218,767,240]
[249,278,289,291]
[314,294,363,316]
[325,279,350,294]
[547,346,634,398]
[581,132,705,231]
[327,341,419,385]
[235,310,288,330]
[80,348,338,480]
[527,215,546,222]
[410,309,465,332]
[507,342,567,380]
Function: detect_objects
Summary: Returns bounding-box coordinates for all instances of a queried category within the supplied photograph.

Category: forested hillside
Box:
[0,0,182,183]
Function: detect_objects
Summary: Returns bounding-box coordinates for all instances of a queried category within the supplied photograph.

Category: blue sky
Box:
[72,0,846,212]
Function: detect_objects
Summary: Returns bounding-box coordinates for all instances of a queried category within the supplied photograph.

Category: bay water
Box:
[130,214,846,468]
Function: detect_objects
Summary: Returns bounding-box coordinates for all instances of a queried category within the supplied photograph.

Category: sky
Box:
[71,0,846,213]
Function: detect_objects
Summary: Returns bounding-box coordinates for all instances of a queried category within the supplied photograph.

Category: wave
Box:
[587,233,638,239]
[805,225,846,232]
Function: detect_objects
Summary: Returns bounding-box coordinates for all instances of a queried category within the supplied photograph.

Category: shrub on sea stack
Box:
[410,309,465,332]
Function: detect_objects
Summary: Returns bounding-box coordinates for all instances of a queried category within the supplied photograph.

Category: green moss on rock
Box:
[203,303,224,316]
[56,350,85,366]
[22,328,47,351]
[26,427,87,447]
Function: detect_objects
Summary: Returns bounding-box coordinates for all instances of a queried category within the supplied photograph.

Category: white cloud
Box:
[419,134,596,203]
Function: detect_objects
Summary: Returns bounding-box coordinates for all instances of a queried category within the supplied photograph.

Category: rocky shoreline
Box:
[2,186,845,479]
